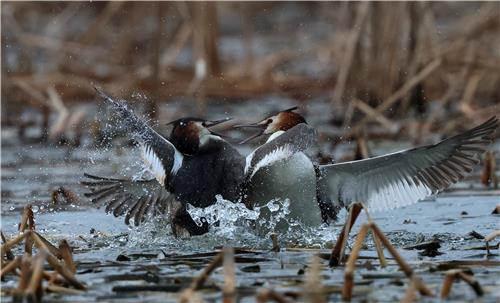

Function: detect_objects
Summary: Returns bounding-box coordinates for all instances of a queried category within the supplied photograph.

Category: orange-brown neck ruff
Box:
[171,122,201,155]
[277,112,307,131]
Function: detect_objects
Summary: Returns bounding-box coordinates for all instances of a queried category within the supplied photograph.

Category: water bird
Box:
[234,107,339,228]
[237,110,499,265]
[84,89,316,237]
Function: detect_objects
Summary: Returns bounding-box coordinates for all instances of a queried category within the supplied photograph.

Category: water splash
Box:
[125,195,339,252]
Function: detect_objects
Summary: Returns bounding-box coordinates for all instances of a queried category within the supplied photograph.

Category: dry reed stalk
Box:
[24,231,33,256]
[1,232,29,258]
[367,3,408,103]
[342,221,433,301]
[420,73,461,140]
[43,270,65,285]
[398,3,425,116]
[440,269,484,299]
[1,256,21,278]
[354,133,370,160]
[47,87,69,141]
[370,229,387,268]
[348,57,442,136]
[44,252,86,290]
[45,285,85,295]
[370,224,434,296]
[400,277,419,303]
[440,273,455,300]
[223,247,236,303]
[146,2,165,119]
[1,231,15,261]
[58,240,76,274]
[179,251,224,302]
[304,255,325,303]
[15,32,103,59]
[352,99,396,132]
[79,2,123,45]
[447,2,499,43]
[270,233,280,252]
[332,2,370,104]
[455,271,483,296]
[329,203,363,267]
[160,23,193,68]
[341,223,370,301]
[481,151,497,188]
[16,254,32,292]
[25,250,47,301]
[191,2,220,76]
[32,232,62,259]
[19,205,35,233]
[361,205,387,268]
[459,72,483,117]
[256,288,295,303]
[363,209,387,268]
[29,232,83,289]
[484,230,500,243]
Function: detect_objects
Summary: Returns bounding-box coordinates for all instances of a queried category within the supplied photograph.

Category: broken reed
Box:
[1,205,86,303]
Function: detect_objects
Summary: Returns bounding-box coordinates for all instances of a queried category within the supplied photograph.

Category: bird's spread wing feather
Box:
[320,117,499,212]
[82,173,173,226]
[245,124,317,179]
[95,88,183,185]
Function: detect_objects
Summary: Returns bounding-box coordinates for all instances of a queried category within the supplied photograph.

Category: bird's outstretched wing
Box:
[82,173,173,226]
[319,117,499,212]
[95,88,183,185]
[244,123,317,180]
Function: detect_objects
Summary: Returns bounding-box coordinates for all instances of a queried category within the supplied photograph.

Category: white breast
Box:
[245,152,323,233]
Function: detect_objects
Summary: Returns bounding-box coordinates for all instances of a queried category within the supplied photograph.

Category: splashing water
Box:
[125,195,339,252]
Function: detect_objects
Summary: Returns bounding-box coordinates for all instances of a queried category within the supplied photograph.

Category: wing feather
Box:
[95,88,183,184]
[320,117,498,211]
[82,173,172,225]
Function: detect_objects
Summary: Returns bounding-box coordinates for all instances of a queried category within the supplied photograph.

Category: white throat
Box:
[266,130,285,143]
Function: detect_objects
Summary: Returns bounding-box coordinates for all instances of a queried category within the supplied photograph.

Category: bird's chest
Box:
[168,154,220,206]
[245,153,322,227]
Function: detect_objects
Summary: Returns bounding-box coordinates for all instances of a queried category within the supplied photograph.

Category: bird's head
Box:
[167,117,231,154]
[234,106,306,143]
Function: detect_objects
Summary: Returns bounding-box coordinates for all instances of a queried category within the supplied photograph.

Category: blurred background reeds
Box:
[1,1,499,145]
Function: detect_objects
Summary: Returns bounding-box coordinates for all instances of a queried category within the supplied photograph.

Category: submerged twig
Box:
[440,269,483,299]
[303,255,325,302]
[19,205,35,232]
[59,240,76,274]
[223,247,236,303]
[1,256,21,279]
[256,288,296,303]
[1,231,15,261]
[180,250,224,302]
[270,233,280,252]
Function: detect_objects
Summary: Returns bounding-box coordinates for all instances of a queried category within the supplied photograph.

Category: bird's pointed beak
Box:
[238,131,265,144]
[204,117,232,128]
[205,117,232,138]
[232,122,267,129]
[233,122,268,144]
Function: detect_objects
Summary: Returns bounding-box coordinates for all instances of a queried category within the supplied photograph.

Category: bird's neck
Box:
[266,130,286,143]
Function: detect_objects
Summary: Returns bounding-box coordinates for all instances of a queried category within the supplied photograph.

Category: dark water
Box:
[1,102,499,302]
